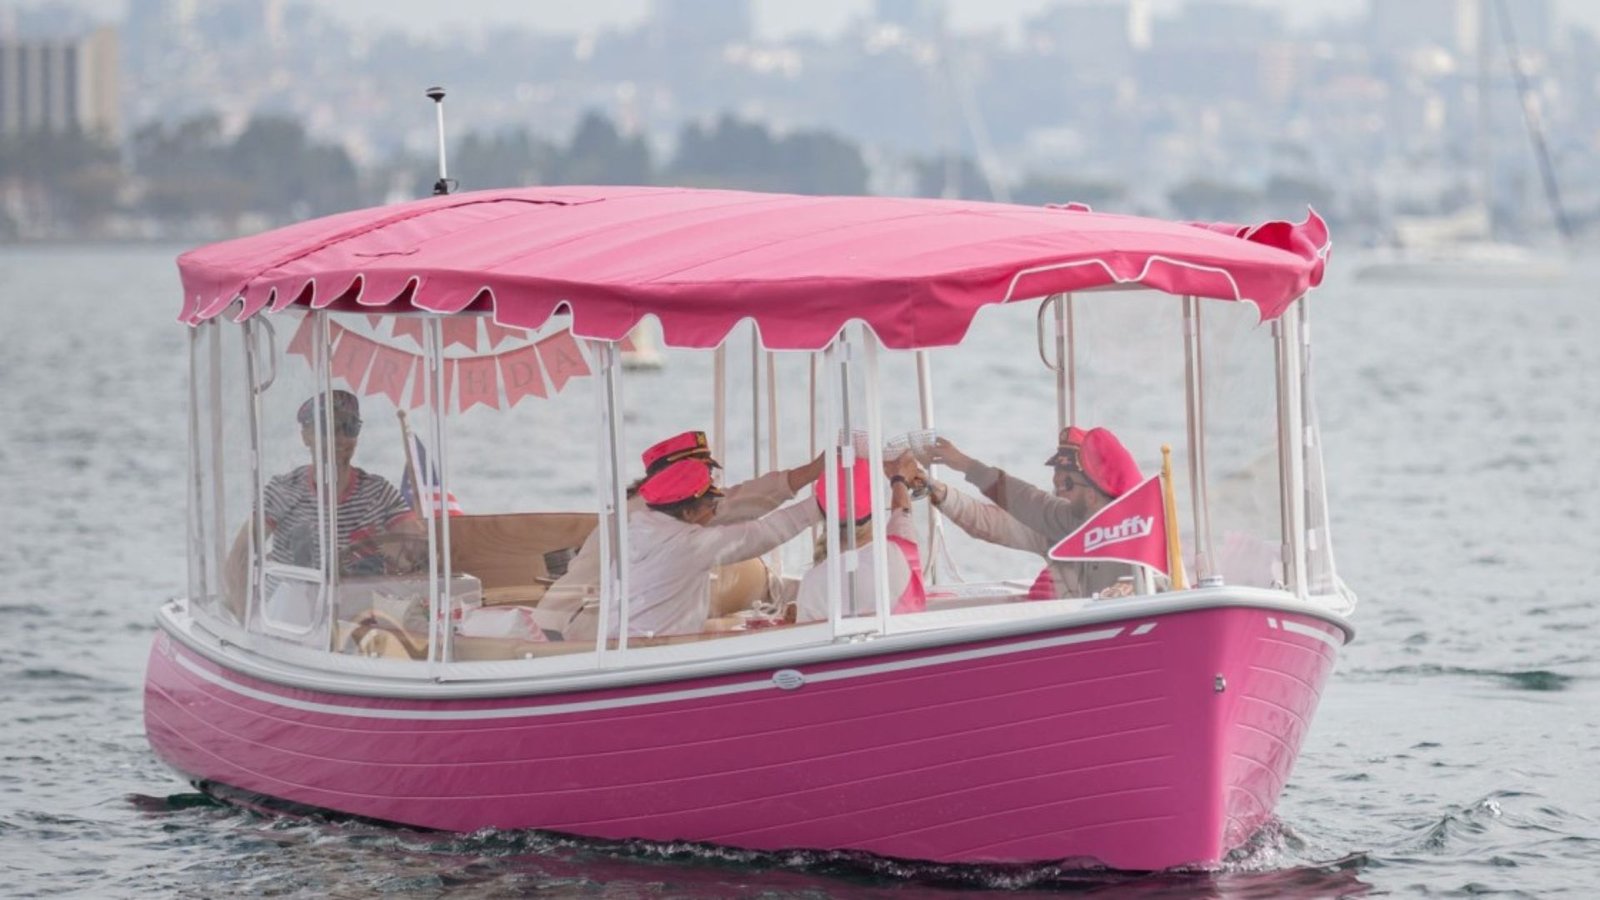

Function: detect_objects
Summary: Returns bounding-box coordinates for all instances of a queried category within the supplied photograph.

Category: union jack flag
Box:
[401,434,463,517]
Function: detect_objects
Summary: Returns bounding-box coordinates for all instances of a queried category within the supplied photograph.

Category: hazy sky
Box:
[323,0,1370,39]
[26,0,1600,40]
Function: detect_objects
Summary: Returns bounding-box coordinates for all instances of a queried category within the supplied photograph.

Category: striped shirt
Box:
[262,465,411,573]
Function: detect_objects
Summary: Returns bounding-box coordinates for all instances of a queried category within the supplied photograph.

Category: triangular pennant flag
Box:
[1048,474,1169,574]
[365,343,412,406]
[285,313,316,362]
[497,344,548,405]
[535,328,591,394]
[484,321,528,349]
[457,355,501,411]
[391,317,425,347]
[329,327,378,391]
[442,318,480,350]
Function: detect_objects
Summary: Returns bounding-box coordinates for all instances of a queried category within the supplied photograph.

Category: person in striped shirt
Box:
[225,391,423,621]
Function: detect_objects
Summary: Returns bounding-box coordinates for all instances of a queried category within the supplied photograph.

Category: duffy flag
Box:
[1048,474,1169,574]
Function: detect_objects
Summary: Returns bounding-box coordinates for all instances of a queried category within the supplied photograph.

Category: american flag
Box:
[401,434,463,517]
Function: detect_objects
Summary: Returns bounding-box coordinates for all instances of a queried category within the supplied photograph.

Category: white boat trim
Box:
[167,624,1137,721]
[1270,616,1343,652]
[157,586,1352,702]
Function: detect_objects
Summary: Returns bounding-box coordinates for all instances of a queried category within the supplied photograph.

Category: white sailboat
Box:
[1356,0,1570,285]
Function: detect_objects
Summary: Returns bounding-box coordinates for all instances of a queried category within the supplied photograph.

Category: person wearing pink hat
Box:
[574,458,821,638]
[541,429,826,629]
[793,461,926,622]
[897,425,1145,600]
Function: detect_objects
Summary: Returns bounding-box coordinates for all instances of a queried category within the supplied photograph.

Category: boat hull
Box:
[144,603,1342,871]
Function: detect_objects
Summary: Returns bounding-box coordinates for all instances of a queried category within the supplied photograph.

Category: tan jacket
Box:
[936,464,1132,599]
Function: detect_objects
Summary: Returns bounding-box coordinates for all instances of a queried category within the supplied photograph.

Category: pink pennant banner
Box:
[407,356,430,410]
[457,355,501,411]
[366,343,411,406]
[1048,474,1170,575]
[536,328,591,394]
[391,317,425,347]
[498,345,548,404]
[442,318,480,350]
[484,321,528,349]
[411,358,460,411]
[286,319,594,410]
[330,326,379,391]
[285,313,315,362]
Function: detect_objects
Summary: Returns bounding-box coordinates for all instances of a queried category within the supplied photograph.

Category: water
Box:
[2,242,1598,897]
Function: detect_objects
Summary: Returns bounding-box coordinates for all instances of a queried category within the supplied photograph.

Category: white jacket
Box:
[619,501,822,637]
[540,469,796,621]
[794,509,917,622]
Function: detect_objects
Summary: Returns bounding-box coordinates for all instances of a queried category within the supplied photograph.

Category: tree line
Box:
[1,108,1338,240]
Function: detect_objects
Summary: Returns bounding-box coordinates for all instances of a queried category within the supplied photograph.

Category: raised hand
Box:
[929,437,976,475]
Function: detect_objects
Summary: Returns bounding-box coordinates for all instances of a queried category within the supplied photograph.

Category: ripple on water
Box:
[1352,664,1576,692]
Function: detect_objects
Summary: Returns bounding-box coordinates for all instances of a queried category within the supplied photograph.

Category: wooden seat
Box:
[444,512,597,606]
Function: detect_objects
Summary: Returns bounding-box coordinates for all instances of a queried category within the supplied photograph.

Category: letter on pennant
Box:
[330,327,379,391]
[536,328,591,394]
[498,345,548,405]
[458,356,501,411]
[366,344,412,406]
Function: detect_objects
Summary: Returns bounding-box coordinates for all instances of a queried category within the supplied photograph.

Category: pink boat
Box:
[146,183,1354,872]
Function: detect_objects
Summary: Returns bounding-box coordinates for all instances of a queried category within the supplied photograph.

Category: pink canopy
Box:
[177,185,1329,351]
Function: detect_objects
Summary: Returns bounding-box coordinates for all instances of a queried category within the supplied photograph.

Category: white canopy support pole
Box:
[1065,293,1078,425]
[431,319,457,667]
[765,350,783,579]
[204,325,230,618]
[862,326,892,630]
[422,318,444,667]
[1274,309,1308,597]
[1181,296,1216,583]
[808,352,822,556]
[241,320,267,624]
[1297,300,1320,593]
[712,344,727,466]
[1037,292,1075,430]
[187,327,204,605]
[311,314,338,647]
[242,321,267,626]
[1288,303,1310,598]
[914,349,940,582]
[765,352,780,477]
[750,323,762,478]
[837,335,859,619]
[819,341,844,634]
[591,339,630,659]
[1054,294,1068,432]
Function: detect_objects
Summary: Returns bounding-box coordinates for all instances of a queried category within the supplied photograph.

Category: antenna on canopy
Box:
[425,86,456,196]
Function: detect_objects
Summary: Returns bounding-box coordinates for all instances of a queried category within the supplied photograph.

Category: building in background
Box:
[651,0,752,48]
[0,27,119,139]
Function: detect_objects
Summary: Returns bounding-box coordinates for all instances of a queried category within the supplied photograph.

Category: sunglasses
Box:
[1057,471,1091,492]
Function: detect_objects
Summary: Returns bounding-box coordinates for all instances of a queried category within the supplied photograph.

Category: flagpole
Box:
[397,409,424,514]
[1161,444,1188,591]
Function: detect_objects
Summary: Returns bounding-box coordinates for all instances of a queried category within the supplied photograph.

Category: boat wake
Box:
[137,789,1375,897]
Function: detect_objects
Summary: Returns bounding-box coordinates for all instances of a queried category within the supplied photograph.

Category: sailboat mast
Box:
[1489,0,1573,242]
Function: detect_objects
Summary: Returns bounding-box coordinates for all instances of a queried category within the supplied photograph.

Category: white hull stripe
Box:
[171,625,1139,722]
[1277,618,1342,651]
